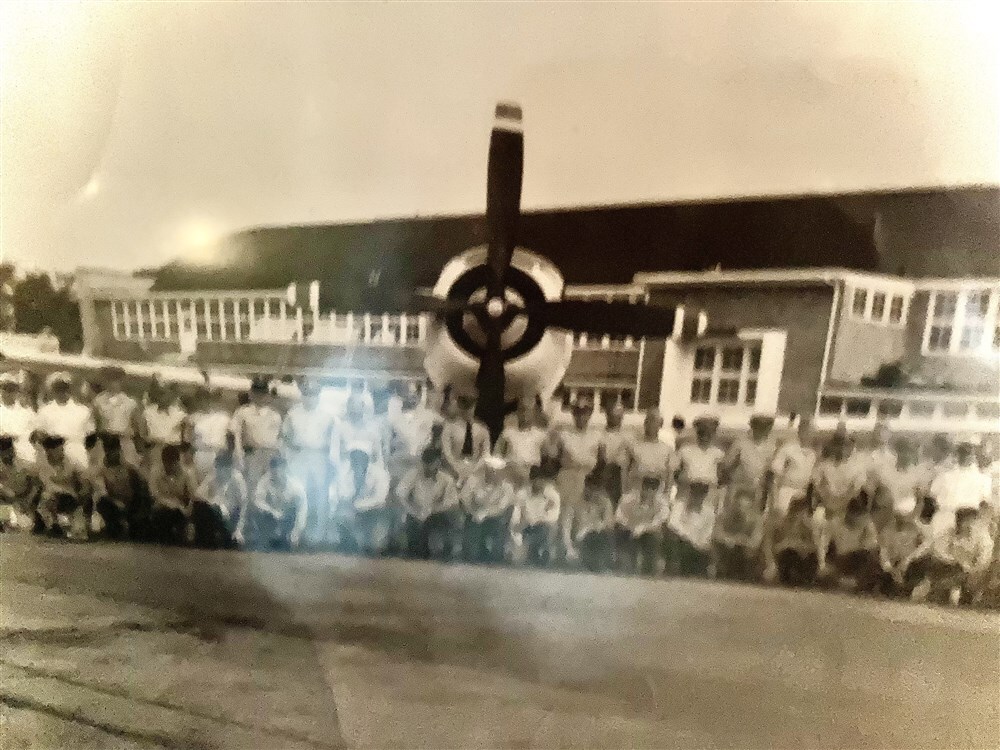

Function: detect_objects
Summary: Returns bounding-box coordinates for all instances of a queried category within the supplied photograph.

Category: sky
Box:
[1,1,998,273]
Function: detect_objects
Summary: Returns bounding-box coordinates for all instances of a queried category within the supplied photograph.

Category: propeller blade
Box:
[485,102,523,298]
[531,299,679,338]
[475,323,507,446]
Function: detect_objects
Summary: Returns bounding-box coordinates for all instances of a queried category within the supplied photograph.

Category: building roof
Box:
[148,195,878,309]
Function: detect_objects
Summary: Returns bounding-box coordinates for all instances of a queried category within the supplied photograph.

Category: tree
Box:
[11,271,84,353]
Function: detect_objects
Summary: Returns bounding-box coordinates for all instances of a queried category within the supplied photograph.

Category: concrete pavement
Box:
[2,535,998,748]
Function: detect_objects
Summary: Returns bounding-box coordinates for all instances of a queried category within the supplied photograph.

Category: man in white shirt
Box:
[599,402,633,506]
[137,384,188,471]
[625,408,674,496]
[331,448,392,555]
[332,393,385,467]
[616,475,671,575]
[460,455,516,563]
[386,388,439,482]
[396,447,461,559]
[230,378,283,493]
[0,372,38,465]
[768,417,818,518]
[192,451,247,548]
[510,465,561,566]
[552,397,604,560]
[723,414,777,508]
[237,454,308,550]
[282,379,335,543]
[36,373,94,467]
[494,400,546,484]
[189,388,233,481]
[928,441,992,533]
[91,368,140,466]
[441,394,491,486]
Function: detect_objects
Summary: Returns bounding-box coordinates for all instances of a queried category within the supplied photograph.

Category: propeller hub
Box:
[486,297,505,318]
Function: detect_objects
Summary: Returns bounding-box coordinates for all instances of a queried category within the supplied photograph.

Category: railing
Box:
[816,387,1000,431]
[247,312,427,347]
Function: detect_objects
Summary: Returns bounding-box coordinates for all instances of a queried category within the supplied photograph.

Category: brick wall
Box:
[647,284,835,415]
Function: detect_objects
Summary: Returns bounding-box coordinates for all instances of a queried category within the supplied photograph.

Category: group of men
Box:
[1,366,998,608]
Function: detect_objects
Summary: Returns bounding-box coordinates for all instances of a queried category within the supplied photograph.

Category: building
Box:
[76,266,999,434]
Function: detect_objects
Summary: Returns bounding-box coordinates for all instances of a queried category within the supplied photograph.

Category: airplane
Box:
[399,102,699,442]
[0,101,705,443]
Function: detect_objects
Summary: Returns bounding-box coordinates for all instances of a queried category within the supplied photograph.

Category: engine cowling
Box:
[423,246,573,401]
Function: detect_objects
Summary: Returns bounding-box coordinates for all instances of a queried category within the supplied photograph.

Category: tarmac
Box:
[1,534,997,749]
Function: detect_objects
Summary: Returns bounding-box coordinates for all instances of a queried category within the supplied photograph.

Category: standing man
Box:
[927,440,992,534]
[91,368,140,466]
[551,397,604,561]
[600,401,633,506]
[441,394,491,486]
[625,408,674,496]
[332,393,385,468]
[188,388,233,481]
[230,378,283,494]
[767,417,818,518]
[494,399,547,485]
[723,414,777,509]
[137,383,187,471]
[36,373,94,467]
[0,372,37,465]
[282,379,336,544]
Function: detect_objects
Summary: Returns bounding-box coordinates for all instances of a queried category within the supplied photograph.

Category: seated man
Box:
[147,444,196,545]
[712,489,766,582]
[0,435,40,532]
[36,435,90,538]
[396,447,461,560]
[510,465,561,567]
[877,507,932,598]
[460,455,516,564]
[665,459,718,578]
[93,435,149,540]
[766,496,819,587]
[331,449,392,556]
[819,495,881,592]
[616,475,670,576]
[912,506,994,606]
[237,454,308,551]
[192,451,248,548]
[570,473,616,572]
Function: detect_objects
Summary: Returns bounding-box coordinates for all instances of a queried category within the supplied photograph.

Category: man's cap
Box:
[0,436,14,451]
[41,435,65,449]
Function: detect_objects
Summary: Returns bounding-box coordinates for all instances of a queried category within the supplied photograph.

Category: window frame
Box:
[922,287,1000,357]
[687,340,762,408]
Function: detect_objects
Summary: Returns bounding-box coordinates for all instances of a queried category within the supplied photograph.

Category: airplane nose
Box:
[486,297,504,318]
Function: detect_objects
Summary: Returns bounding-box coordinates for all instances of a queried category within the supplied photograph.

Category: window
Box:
[689,342,762,407]
[852,288,868,317]
[907,401,935,418]
[167,302,179,338]
[942,402,968,419]
[405,318,421,343]
[845,398,871,417]
[140,301,153,338]
[819,396,843,415]
[924,288,1000,355]
[926,291,958,352]
[153,301,166,338]
[888,295,904,324]
[113,301,126,338]
[870,292,886,321]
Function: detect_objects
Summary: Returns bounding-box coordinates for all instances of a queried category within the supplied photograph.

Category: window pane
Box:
[942,402,968,419]
[960,325,983,351]
[694,346,715,371]
[928,326,951,351]
[690,378,712,404]
[748,346,761,373]
[744,379,757,406]
[907,401,935,418]
[965,289,990,318]
[819,396,842,415]
[852,288,867,316]
[845,398,871,416]
[253,299,265,317]
[975,402,1000,421]
[876,399,903,418]
[721,347,743,372]
[933,292,957,318]
[871,291,886,320]
[406,319,421,342]
[888,296,904,324]
[717,378,740,404]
